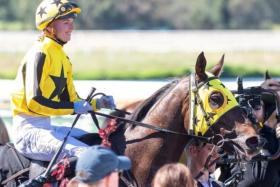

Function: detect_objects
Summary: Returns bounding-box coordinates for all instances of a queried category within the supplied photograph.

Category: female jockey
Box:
[10,0,115,161]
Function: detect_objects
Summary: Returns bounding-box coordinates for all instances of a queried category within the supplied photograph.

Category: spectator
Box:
[152,163,197,187]
[186,139,224,187]
[67,145,131,187]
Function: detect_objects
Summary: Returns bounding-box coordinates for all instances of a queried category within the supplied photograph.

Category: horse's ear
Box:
[265,70,271,80]
[209,54,224,77]
[195,52,207,81]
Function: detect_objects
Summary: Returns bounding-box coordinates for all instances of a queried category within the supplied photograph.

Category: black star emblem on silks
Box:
[52,0,63,6]
[37,6,47,18]
[49,66,67,99]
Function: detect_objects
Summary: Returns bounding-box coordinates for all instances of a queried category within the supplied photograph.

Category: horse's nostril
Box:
[246,136,259,150]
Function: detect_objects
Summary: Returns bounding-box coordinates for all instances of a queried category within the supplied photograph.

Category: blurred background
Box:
[0,0,280,138]
[2,0,280,30]
[1,0,280,79]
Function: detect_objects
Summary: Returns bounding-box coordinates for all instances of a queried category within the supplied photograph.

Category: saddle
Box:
[0,143,76,187]
[0,143,30,187]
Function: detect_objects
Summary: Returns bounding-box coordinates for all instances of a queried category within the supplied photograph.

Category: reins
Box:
[91,73,239,145]
[89,110,214,143]
[89,72,245,149]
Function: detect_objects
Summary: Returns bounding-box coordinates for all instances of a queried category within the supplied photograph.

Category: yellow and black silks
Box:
[11,37,79,116]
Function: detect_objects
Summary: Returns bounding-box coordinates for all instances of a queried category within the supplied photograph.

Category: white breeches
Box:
[13,114,89,161]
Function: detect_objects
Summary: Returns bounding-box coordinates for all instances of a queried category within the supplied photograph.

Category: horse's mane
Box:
[130,79,180,123]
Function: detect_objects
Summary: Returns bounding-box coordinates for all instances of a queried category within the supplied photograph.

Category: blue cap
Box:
[75,145,131,183]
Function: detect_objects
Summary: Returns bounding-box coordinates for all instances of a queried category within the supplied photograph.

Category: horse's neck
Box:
[124,78,193,186]
[127,80,189,136]
[148,79,189,127]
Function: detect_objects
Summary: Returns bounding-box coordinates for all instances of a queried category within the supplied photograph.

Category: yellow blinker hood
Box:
[190,73,239,136]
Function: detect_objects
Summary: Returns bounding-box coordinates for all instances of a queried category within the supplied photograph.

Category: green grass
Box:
[1,50,280,80]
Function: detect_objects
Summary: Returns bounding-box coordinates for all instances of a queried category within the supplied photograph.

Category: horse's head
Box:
[122,52,262,186]
[189,52,260,159]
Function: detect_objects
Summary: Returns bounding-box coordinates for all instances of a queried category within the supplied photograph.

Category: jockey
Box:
[10,0,115,161]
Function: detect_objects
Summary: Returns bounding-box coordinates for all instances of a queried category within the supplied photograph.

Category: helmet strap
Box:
[44,26,67,46]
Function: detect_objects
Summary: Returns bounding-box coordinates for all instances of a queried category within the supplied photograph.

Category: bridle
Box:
[188,72,248,183]
[189,72,239,137]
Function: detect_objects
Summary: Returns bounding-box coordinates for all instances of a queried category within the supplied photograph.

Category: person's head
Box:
[71,145,131,187]
[152,163,197,187]
[186,139,219,174]
[35,0,81,43]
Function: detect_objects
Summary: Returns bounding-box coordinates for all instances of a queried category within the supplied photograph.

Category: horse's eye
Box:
[209,91,224,109]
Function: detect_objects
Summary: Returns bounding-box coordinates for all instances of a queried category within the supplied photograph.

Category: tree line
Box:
[1,0,280,30]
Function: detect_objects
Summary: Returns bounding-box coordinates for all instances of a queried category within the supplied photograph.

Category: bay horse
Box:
[15,52,259,187]
[97,52,259,187]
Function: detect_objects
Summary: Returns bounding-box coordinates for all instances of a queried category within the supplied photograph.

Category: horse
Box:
[88,52,259,187]
[219,72,280,187]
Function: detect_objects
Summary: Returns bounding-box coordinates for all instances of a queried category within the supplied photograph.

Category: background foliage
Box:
[1,0,279,80]
[1,0,280,30]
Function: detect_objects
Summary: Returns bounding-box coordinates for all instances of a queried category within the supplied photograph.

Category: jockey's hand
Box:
[276,123,280,139]
[95,95,116,110]
[74,100,92,114]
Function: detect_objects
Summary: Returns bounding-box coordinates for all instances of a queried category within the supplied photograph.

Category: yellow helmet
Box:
[35,0,81,30]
